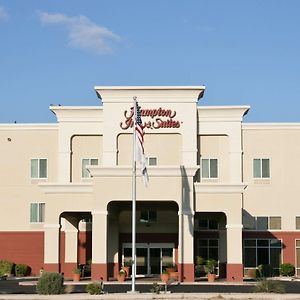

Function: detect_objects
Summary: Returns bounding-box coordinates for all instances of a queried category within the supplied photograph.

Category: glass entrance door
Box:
[136,248,148,275]
[149,248,160,274]
[122,243,174,276]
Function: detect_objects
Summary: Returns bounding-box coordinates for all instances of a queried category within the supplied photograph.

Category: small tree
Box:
[204,259,217,274]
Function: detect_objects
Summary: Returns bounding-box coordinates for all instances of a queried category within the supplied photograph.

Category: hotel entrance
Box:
[122,243,174,276]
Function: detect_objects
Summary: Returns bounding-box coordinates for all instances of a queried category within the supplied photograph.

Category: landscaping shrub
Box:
[279,263,295,277]
[86,282,103,295]
[15,264,29,276]
[255,279,285,293]
[36,272,64,295]
[0,260,14,276]
[150,282,161,294]
[257,264,273,278]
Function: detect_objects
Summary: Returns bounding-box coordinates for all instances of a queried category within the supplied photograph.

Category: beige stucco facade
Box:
[1,86,300,282]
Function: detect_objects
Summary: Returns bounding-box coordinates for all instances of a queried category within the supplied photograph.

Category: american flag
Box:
[134,97,149,186]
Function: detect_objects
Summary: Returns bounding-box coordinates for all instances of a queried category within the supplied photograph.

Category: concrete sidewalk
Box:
[1,293,300,300]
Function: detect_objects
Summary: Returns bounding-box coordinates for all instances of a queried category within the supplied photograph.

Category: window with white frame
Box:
[296,217,300,230]
[243,239,282,274]
[30,203,45,223]
[253,158,270,178]
[82,158,98,178]
[31,158,47,179]
[244,216,282,230]
[256,216,281,230]
[146,157,157,166]
[201,158,218,178]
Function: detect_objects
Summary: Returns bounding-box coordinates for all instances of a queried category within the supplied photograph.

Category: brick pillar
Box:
[178,210,195,282]
[44,223,61,273]
[226,224,243,282]
[91,210,108,281]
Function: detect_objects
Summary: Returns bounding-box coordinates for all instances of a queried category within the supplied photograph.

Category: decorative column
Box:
[226,223,243,281]
[57,130,72,182]
[91,210,108,281]
[63,218,78,278]
[107,213,119,279]
[44,223,61,272]
[58,149,71,182]
[178,210,195,282]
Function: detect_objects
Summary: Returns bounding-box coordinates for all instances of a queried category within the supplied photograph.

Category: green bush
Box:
[36,272,64,295]
[279,263,295,277]
[150,282,161,294]
[255,279,285,293]
[86,282,103,295]
[0,260,14,276]
[257,264,273,278]
[15,264,29,277]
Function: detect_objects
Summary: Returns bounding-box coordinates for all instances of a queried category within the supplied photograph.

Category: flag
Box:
[134,98,149,186]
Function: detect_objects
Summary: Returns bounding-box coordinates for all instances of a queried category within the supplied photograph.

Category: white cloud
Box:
[0,6,9,22]
[38,12,120,54]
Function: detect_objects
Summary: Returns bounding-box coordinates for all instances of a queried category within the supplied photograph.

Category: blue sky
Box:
[0,0,300,123]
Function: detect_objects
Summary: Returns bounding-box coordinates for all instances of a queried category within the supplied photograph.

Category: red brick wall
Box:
[78,231,92,265]
[0,232,44,276]
[59,231,65,274]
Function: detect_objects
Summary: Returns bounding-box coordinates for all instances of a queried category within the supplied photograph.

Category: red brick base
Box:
[0,231,44,276]
[44,263,60,273]
[61,262,77,279]
[226,263,243,282]
[92,263,107,281]
[178,263,194,282]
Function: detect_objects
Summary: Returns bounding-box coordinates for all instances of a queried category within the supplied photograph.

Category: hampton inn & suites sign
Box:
[120,107,182,130]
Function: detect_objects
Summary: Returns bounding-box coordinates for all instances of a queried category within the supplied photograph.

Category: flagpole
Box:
[131,96,137,293]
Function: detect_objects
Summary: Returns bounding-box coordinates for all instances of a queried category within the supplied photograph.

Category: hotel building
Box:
[1,86,300,282]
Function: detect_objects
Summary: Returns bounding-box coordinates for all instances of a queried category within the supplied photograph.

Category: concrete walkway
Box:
[1,293,300,300]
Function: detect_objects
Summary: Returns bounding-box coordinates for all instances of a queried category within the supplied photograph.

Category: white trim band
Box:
[92,210,108,216]
[44,224,61,229]
[226,224,243,229]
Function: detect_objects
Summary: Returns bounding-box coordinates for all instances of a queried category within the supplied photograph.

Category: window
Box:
[198,219,219,230]
[243,239,282,274]
[253,158,270,178]
[197,239,219,261]
[296,240,300,276]
[269,217,281,230]
[140,210,157,223]
[146,157,157,166]
[82,158,98,178]
[30,203,45,223]
[31,159,47,179]
[296,217,300,230]
[201,159,218,178]
[256,216,281,230]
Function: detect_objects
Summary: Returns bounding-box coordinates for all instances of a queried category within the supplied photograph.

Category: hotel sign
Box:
[120,107,181,130]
